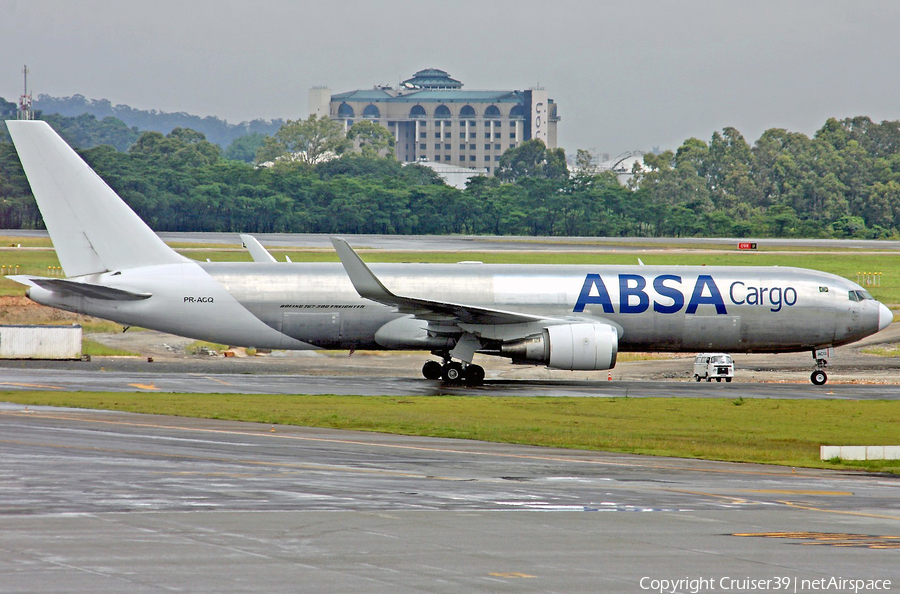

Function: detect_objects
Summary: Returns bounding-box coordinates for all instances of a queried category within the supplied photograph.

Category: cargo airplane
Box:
[5,120,892,385]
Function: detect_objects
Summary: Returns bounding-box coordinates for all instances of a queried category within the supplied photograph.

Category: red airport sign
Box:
[738,242,757,250]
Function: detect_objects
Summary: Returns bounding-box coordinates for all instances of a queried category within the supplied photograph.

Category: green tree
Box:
[255,115,350,166]
[575,148,594,173]
[223,133,267,163]
[496,139,568,182]
[347,120,395,158]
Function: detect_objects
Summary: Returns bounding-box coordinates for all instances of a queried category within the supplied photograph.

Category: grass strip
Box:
[3,392,899,473]
[81,339,140,357]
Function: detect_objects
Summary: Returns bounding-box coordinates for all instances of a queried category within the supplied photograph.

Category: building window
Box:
[510,132,516,139]
[509,144,515,149]
[469,155,476,161]
[337,103,355,118]
[485,133,491,139]
[470,132,476,138]
[434,133,441,138]
[419,143,426,150]
[434,143,441,149]
[484,105,501,118]
[484,144,491,150]
[444,143,451,150]
[420,132,426,139]
[444,132,451,138]
[494,133,501,139]
[494,144,501,150]
[459,132,466,139]
[494,155,500,161]
[469,144,476,150]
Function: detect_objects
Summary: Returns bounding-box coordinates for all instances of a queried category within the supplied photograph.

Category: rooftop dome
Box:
[402,68,463,90]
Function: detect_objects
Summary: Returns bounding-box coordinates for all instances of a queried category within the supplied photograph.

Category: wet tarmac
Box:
[0,405,898,593]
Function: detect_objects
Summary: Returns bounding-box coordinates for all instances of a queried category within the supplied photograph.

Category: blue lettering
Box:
[653,275,684,314]
[784,287,797,306]
[619,274,649,313]
[728,282,798,312]
[686,275,728,314]
[573,274,614,313]
[769,287,782,312]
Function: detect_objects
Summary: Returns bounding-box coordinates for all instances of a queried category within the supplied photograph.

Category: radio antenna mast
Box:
[18,65,33,120]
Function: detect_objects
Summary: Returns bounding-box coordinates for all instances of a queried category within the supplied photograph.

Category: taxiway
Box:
[0,405,898,593]
[2,367,900,398]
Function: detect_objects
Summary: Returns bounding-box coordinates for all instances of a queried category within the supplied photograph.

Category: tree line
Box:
[32,94,283,148]
[1,109,900,239]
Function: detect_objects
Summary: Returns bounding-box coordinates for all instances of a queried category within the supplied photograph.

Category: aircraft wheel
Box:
[706,377,711,382]
[422,360,442,380]
[694,375,701,382]
[810,370,827,385]
[465,364,485,385]
[716,377,722,382]
[442,361,464,383]
[725,377,732,383]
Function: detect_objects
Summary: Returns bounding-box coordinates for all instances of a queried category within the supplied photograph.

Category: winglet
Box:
[240,234,277,263]
[330,237,395,301]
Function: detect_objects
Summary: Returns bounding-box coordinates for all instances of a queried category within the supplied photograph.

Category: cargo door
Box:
[280,312,341,348]
[682,316,742,350]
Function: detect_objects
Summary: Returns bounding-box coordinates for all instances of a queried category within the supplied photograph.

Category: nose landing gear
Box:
[810,348,830,385]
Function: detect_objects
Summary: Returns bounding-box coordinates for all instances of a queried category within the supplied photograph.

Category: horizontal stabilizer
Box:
[8,276,151,301]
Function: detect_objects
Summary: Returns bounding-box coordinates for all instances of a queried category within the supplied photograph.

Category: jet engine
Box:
[500,323,618,371]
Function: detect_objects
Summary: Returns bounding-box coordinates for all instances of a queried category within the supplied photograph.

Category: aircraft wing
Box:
[330,237,547,326]
[7,276,152,301]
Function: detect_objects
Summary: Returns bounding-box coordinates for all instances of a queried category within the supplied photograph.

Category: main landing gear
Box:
[810,348,829,385]
[422,358,485,385]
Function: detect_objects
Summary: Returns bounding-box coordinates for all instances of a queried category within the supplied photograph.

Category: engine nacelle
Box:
[500,323,618,371]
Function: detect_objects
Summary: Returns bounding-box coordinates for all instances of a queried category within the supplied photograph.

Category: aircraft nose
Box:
[878,302,893,331]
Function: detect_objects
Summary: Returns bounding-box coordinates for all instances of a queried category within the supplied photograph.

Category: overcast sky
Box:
[2,0,898,156]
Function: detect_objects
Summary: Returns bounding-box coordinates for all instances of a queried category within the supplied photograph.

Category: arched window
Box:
[484,105,501,119]
[363,104,381,119]
[409,105,426,118]
[459,105,476,119]
[434,104,451,117]
[337,103,354,118]
[509,105,525,119]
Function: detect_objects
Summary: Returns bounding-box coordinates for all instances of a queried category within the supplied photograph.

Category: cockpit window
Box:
[848,290,874,302]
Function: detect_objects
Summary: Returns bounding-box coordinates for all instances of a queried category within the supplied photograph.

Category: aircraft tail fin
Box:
[6,120,186,277]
